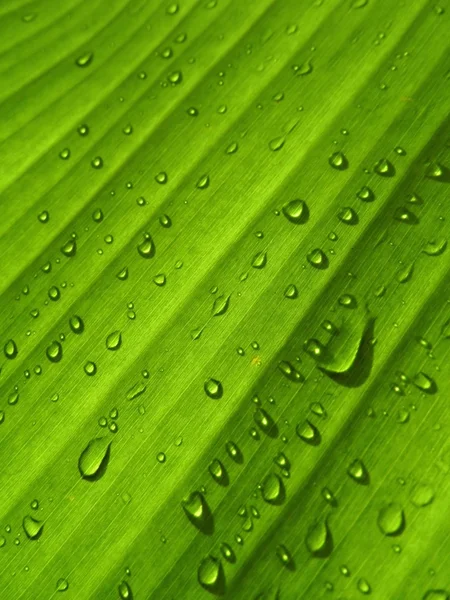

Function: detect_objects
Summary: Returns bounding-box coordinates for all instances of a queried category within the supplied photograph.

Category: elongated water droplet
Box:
[198,555,225,594]
[4,339,18,359]
[305,519,333,557]
[252,251,267,269]
[254,408,277,437]
[75,51,93,67]
[78,438,111,481]
[225,440,243,463]
[212,295,230,316]
[69,315,84,334]
[329,151,348,170]
[413,371,436,393]
[118,580,132,599]
[23,515,44,540]
[196,174,210,189]
[393,207,418,224]
[357,578,372,595]
[282,199,309,224]
[422,239,447,256]
[220,542,235,563]
[61,239,76,257]
[137,234,155,258]
[377,502,405,536]
[106,331,122,351]
[278,360,304,382]
[204,378,223,399]
[269,136,285,151]
[396,263,414,283]
[117,267,129,280]
[261,472,285,504]
[374,158,395,177]
[296,419,321,445]
[347,458,369,484]
[126,382,146,401]
[167,70,182,85]
[182,491,213,534]
[293,60,313,75]
[46,341,63,363]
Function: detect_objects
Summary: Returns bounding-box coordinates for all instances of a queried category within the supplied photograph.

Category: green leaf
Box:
[0,0,449,598]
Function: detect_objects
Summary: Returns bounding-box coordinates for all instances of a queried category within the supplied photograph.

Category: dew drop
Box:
[251,251,267,269]
[347,458,369,484]
[91,156,103,169]
[182,491,213,534]
[204,378,223,399]
[61,239,77,257]
[338,207,358,225]
[282,199,309,224]
[296,419,321,445]
[84,361,97,376]
[78,438,111,481]
[69,315,84,334]
[46,341,63,363]
[305,518,333,557]
[106,331,122,351]
[23,515,44,540]
[357,186,375,202]
[75,51,93,67]
[261,472,284,504]
[377,502,405,536]
[198,555,225,595]
[56,578,69,592]
[284,284,298,299]
[307,248,328,269]
[278,360,304,382]
[4,339,18,359]
[329,151,348,170]
[118,580,132,599]
[208,459,228,485]
[137,234,155,258]
[212,295,231,316]
[269,136,285,151]
[374,158,395,177]
[155,171,168,184]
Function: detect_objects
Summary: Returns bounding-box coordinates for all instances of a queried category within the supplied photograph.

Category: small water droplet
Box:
[84,361,97,376]
[182,491,213,534]
[225,440,243,463]
[91,156,103,169]
[338,206,358,225]
[307,248,328,269]
[410,483,434,507]
[269,136,285,151]
[347,458,370,484]
[155,171,168,184]
[252,251,267,269]
[278,360,304,383]
[208,459,228,485]
[56,578,69,592]
[292,60,313,75]
[357,186,375,202]
[305,518,333,557]
[69,315,84,334]
[204,378,223,399]
[377,502,405,536]
[357,578,372,595]
[75,51,93,67]
[284,284,298,299]
[393,207,418,224]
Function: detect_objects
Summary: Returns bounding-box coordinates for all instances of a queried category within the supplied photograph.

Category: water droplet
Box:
[106,331,122,351]
[220,542,235,563]
[48,286,61,301]
[422,591,449,600]
[357,578,372,594]
[167,70,183,85]
[276,544,294,568]
[226,141,238,154]
[38,210,50,223]
[84,361,97,376]
[305,518,333,557]
[92,208,103,222]
[269,136,285,151]
[413,372,436,393]
[69,315,84,334]
[329,151,348,170]
[198,555,225,595]
[59,148,70,160]
[208,459,228,486]
[338,207,358,225]
[322,487,337,506]
[196,174,210,189]
[292,60,313,75]
[338,293,357,308]
[307,248,328,269]
[117,267,129,280]
[212,295,231,316]
[425,161,447,181]
[282,199,309,224]
[157,452,166,463]
[225,440,243,463]
[422,239,447,256]
[56,578,69,592]
[155,171,168,184]
[182,491,213,534]
[284,284,298,299]
[137,234,155,258]
[23,515,44,540]
[118,580,132,599]
[253,408,277,437]
[153,274,166,286]
[410,483,434,507]
[4,339,18,359]
[46,341,63,363]
[278,360,304,383]
[261,472,285,504]
[126,382,147,401]
[357,186,375,202]
[351,0,369,8]
[296,420,321,445]
[347,458,370,484]
[159,214,172,228]
[78,438,111,481]
[374,158,395,177]
[204,378,223,399]
[166,3,179,15]
[75,51,93,67]
[91,156,103,169]
[377,502,405,536]
[393,207,418,224]
[252,251,267,269]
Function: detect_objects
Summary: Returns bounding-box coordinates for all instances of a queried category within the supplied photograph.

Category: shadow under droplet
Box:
[320,318,376,388]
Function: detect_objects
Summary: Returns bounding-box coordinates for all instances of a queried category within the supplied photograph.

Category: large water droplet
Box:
[106,331,122,351]
[413,372,436,394]
[46,341,63,363]
[425,161,448,182]
[4,339,18,359]
[305,518,333,557]
[69,315,84,334]
[182,491,214,534]
[61,239,77,257]
[307,248,328,269]
[23,515,44,540]
[377,502,405,536]
[329,151,348,170]
[78,438,111,481]
[261,472,285,504]
[212,295,230,316]
[118,580,133,599]
[204,378,223,399]
[296,420,321,445]
[253,408,278,437]
[282,199,309,224]
[137,234,155,258]
[198,555,225,595]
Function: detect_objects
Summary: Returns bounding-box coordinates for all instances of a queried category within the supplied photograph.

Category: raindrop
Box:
[338,207,358,225]
[91,156,103,169]
[357,186,375,202]
[261,472,285,504]
[292,60,313,75]
[225,440,243,463]
[137,234,155,258]
[208,459,228,486]
[23,515,44,540]
[4,339,18,359]
[282,199,309,224]
[56,578,69,592]
[425,161,447,181]
[347,458,370,484]
[393,207,418,224]
[182,491,214,534]
[253,408,278,437]
[374,158,395,177]
[167,70,183,85]
[75,51,93,67]
[198,555,225,595]
[284,284,298,299]
[422,591,449,600]
[357,578,372,595]
[276,544,294,569]
[196,174,210,189]
[269,136,285,151]
[305,519,333,557]
[46,341,63,363]
[204,378,223,399]
[410,483,434,507]
[84,361,97,376]
[296,420,321,445]
[69,315,84,334]
[329,151,348,170]
[212,295,231,316]
[78,438,111,481]
[118,580,133,599]
[377,503,405,536]
[106,331,122,351]
[413,372,436,393]
[278,360,304,382]
[252,251,267,269]
[307,248,328,269]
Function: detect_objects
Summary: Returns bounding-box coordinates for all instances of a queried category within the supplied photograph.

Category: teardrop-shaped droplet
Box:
[425,161,447,181]
[212,295,231,316]
[204,378,223,399]
[198,555,225,595]
[182,491,213,534]
[261,472,285,504]
[106,331,122,351]
[23,515,44,540]
[357,186,375,202]
[278,360,304,383]
[196,174,210,189]
[377,502,405,536]
[117,267,129,280]
[393,207,418,224]
[338,207,358,225]
[347,458,369,484]
[253,408,277,437]
[284,284,298,299]
[225,440,243,463]
[296,419,321,445]
[305,519,333,557]
[118,580,133,599]
[269,136,285,151]
[282,199,309,224]
[276,544,294,568]
[46,341,63,363]
[4,339,18,359]
[56,578,69,592]
[137,234,155,258]
[208,459,228,486]
[252,251,267,269]
[69,315,84,334]
[304,338,327,360]
[413,372,436,393]
[84,361,97,376]
[78,438,111,481]
[220,542,235,563]
[61,239,77,257]
[293,60,313,76]
[329,151,348,170]
[374,158,395,177]
[307,248,328,269]
[75,51,93,67]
